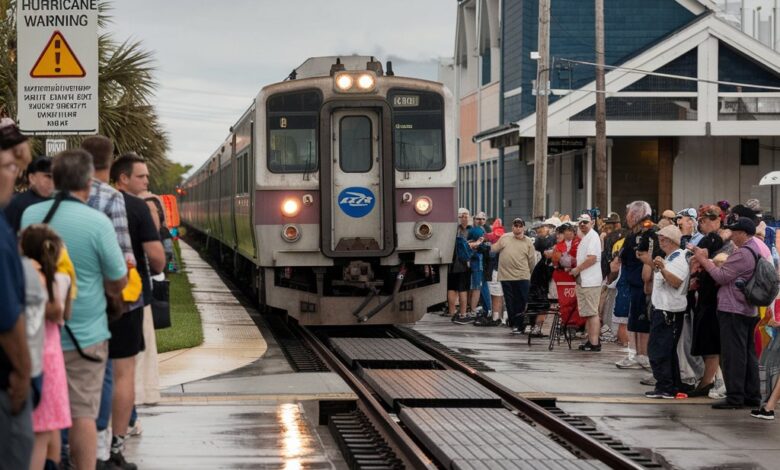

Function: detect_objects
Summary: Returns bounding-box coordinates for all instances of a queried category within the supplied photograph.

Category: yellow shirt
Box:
[56,247,77,299]
[493,234,536,281]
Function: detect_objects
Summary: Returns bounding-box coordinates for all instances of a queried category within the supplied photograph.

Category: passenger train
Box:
[179,56,456,325]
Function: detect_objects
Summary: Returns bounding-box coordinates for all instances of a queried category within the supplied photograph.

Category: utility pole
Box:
[594,0,607,213]
[533,0,551,220]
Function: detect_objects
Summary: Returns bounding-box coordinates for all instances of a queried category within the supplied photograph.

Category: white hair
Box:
[458,207,470,216]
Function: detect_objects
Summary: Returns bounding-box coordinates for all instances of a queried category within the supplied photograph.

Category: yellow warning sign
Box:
[30,31,86,78]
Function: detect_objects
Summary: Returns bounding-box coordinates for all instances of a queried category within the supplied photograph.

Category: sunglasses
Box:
[578,221,589,225]
[475,217,485,221]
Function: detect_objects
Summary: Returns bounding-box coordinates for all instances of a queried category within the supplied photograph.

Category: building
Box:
[452,0,780,221]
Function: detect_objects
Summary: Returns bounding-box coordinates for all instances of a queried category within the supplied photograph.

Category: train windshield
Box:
[267,91,321,173]
[389,90,444,172]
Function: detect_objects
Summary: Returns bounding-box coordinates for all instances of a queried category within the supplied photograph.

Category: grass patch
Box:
[156,240,204,353]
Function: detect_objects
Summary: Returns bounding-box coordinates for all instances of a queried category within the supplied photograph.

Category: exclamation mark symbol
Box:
[54,39,61,74]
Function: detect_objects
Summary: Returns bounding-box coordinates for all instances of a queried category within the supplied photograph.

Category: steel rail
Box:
[296,326,436,470]
[391,327,647,470]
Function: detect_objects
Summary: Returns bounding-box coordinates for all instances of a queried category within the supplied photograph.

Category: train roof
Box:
[292,55,381,79]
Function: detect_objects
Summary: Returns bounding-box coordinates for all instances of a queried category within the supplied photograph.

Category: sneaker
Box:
[635,355,651,370]
[639,375,657,386]
[687,382,714,398]
[750,407,775,420]
[615,356,642,369]
[127,418,143,437]
[578,341,601,352]
[645,390,675,399]
[510,327,523,335]
[452,314,475,325]
[711,399,745,410]
[523,325,532,334]
[600,325,612,335]
[109,451,138,470]
[96,460,121,470]
[709,379,727,399]
[96,428,111,462]
[530,325,546,337]
[473,316,491,326]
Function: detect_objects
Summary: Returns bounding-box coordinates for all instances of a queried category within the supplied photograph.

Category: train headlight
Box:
[414,222,433,240]
[281,198,301,217]
[282,224,301,242]
[357,73,375,90]
[335,74,354,91]
[414,196,433,215]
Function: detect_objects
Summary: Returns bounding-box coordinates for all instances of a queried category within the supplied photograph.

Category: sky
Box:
[109,0,458,171]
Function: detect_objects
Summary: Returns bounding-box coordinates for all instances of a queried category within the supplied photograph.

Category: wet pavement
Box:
[411,313,780,470]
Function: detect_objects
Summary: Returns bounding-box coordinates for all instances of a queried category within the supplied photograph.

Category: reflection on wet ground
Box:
[124,401,344,469]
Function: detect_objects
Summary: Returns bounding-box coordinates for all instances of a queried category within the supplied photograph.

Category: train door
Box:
[331,110,383,251]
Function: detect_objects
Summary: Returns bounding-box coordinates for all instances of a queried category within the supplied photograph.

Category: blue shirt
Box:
[22,200,127,350]
[0,212,24,388]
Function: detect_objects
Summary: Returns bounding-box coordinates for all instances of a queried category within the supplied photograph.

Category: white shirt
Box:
[576,229,602,288]
[651,249,691,312]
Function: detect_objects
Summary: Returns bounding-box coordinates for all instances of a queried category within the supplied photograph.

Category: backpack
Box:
[742,245,780,307]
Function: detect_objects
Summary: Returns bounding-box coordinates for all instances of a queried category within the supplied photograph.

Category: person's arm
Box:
[527,242,536,272]
[143,241,165,274]
[700,248,749,286]
[145,200,161,232]
[97,216,129,294]
[138,201,165,273]
[107,192,136,265]
[0,316,31,414]
[571,255,597,277]
[491,234,507,253]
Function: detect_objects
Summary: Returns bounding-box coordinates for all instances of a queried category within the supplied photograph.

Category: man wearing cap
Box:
[692,217,764,409]
[677,208,703,248]
[658,210,677,229]
[642,225,691,398]
[492,218,536,335]
[4,157,54,233]
[571,214,603,351]
[0,121,34,469]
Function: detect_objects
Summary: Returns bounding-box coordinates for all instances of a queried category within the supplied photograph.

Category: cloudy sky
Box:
[109,0,457,171]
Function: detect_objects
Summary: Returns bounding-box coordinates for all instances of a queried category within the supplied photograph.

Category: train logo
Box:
[338,187,375,218]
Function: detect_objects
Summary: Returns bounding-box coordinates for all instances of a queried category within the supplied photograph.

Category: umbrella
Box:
[759,171,780,186]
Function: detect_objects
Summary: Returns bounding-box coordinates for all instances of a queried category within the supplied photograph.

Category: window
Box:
[339,116,372,173]
[267,90,321,173]
[740,139,759,166]
[389,90,445,171]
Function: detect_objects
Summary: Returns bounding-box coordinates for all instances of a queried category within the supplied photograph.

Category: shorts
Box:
[109,307,146,359]
[447,271,470,293]
[627,293,652,333]
[63,341,108,419]
[488,271,503,297]
[576,286,601,318]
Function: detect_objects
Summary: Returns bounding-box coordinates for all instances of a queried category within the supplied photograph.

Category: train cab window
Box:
[339,116,372,173]
[389,90,445,171]
[267,90,321,173]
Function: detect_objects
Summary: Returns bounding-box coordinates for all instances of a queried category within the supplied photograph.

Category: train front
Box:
[255,57,456,325]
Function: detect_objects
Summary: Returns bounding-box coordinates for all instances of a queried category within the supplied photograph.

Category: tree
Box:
[150,161,192,195]
[0,0,172,188]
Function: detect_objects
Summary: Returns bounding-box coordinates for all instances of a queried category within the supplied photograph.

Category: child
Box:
[21,225,72,470]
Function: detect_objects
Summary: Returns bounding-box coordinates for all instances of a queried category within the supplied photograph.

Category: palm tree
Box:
[0,0,171,187]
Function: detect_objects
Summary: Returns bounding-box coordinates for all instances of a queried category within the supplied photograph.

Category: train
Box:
[179,56,456,325]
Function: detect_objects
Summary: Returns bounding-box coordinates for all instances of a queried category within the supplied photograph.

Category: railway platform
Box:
[124,242,779,469]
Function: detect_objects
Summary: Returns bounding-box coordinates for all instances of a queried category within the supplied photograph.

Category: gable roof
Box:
[515,13,780,138]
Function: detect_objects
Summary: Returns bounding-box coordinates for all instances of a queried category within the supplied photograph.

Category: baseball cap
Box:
[558,222,575,232]
[677,208,697,219]
[661,209,676,219]
[724,217,756,236]
[657,225,682,246]
[0,119,28,150]
[699,205,722,220]
[512,217,525,226]
[576,213,592,223]
[475,211,487,220]
[542,216,562,228]
[604,212,620,224]
[26,156,52,174]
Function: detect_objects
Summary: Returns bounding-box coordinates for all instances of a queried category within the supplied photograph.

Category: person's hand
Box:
[570,267,579,277]
[7,369,30,415]
[636,250,652,265]
[610,256,621,273]
[600,232,607,241]
[653,256,665,271]
[692,246,709,261]
[769,318,780,328]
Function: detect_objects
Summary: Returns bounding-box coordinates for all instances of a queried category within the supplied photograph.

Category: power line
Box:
[159,85,250,99]
[557,57,780,92]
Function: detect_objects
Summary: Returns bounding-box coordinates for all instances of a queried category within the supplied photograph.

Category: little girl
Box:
[21,225,72,470]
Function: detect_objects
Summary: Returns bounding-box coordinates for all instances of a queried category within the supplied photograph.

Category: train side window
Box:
[267,90,321,173]
[339,116,372,173]
[389,90,445,172]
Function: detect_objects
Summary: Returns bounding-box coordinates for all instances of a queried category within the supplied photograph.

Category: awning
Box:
[472,123,520,148]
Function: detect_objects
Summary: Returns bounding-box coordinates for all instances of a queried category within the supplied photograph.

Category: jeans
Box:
[479,278,492,313]
[97,359,113,431]
[717,311,761,405]
[648,309,685,393]
[0,392,33,470]
[501,280,530,329]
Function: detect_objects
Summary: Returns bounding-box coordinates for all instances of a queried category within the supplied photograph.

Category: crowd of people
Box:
[446,200,780,419]
[1,118,174,470]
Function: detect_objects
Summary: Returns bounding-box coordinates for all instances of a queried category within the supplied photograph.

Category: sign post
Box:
[17,1,99,135]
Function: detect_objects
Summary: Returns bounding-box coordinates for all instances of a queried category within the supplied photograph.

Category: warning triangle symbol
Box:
[30,31,86,78]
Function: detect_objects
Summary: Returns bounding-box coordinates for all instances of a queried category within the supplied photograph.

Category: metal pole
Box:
[533,0,551,220]
[476,0,483,214]
[594,0,607,213]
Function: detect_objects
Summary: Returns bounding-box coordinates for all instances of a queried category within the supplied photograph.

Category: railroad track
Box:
[297,323,660,470]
